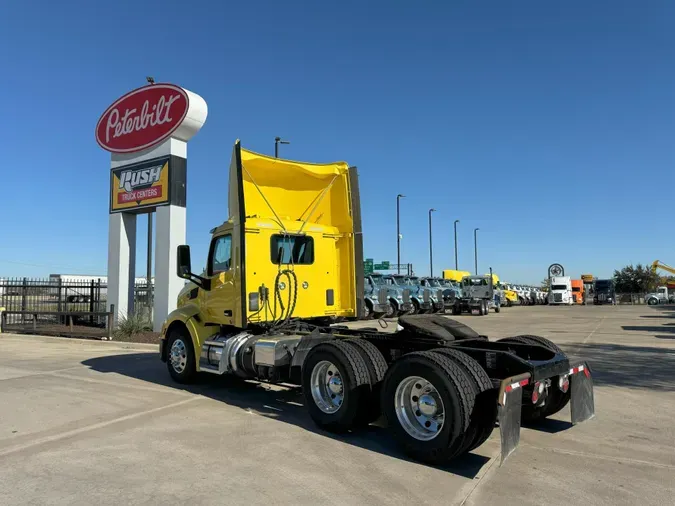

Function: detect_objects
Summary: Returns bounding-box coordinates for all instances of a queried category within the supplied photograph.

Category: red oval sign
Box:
[95,84,189,153]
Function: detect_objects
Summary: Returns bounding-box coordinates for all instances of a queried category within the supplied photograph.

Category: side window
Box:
[209,235,232,275]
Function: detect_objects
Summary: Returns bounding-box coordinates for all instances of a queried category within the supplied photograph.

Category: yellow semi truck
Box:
[159,141,594,465]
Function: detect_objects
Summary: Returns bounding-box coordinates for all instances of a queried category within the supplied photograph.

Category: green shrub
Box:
[114,312,153,339]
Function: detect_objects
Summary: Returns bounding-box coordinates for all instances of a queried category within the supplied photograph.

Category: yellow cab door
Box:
[202,229,237,325]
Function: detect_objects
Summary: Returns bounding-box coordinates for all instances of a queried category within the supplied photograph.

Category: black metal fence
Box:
[0,277,153,338]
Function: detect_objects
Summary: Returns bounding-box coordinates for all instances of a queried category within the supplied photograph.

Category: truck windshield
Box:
[426,279,441,287]
[552,285,568,291]
[595,280,613,291]
[572,287,581,292]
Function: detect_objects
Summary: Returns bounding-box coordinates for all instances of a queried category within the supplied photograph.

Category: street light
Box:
[397,194,405,274]
[429,209,436,277]
[474,228,480,275]
[454,219,460,270]
[274,136,290,158]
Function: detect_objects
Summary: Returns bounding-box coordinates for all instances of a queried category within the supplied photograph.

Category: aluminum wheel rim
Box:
[310,360,344,414]
[394,375,445,441]
[170,339,188,373]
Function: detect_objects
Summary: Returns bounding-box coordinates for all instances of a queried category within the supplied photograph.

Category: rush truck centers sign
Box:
[110,157,171,212]
[96,84,189,153]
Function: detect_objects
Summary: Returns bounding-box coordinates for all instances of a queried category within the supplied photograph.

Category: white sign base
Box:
[107,212,137,323]
[153,205,186,331]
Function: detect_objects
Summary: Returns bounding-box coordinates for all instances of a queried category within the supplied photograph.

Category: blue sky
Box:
[1,1,674,284]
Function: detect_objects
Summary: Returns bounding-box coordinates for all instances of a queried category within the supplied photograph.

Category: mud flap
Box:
[497,373,531,465]
[570,362,595,424]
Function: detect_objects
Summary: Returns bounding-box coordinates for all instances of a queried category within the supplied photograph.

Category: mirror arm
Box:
[189,273,211,291]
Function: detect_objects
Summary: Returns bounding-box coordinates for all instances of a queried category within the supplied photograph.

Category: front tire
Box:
[166,327,197,384]
[385,300,399,319]
[363,299,374,319]
[409,299,420,315]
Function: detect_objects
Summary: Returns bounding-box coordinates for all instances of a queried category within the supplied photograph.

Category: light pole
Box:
[474,228,480,275]
[428,209,436,277]
[396,194,405,274]
[274,136,290,158]
[454,219,460,270]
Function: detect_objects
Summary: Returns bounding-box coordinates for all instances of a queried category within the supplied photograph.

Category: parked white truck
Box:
[549,276,573,305]
[645,286,675,305]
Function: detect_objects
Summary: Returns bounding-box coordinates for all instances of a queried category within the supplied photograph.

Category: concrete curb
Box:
[0,332,159,351]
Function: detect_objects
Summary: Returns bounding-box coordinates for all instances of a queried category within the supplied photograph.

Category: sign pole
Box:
[147,211,153,318]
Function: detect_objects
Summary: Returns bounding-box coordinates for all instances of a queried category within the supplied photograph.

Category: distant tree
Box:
[613,264,659,293]
[541,278,551,290]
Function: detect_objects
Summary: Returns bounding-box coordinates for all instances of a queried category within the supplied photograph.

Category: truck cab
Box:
[549,276,573,305]
[419,277,447,312]
[365,273,412,317]
[593,279,616,305]
[571,280,585,305]
[389,275,434,314]
[645,286,674,305]
[363,274,393,318]
[160,142,362,364]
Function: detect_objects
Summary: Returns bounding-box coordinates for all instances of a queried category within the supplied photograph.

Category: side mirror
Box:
[177,245,192,279]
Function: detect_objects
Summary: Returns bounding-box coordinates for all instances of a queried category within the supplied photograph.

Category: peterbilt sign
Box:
[96,84,189,153]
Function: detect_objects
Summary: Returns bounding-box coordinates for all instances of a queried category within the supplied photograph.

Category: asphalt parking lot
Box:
[1,305,674,505]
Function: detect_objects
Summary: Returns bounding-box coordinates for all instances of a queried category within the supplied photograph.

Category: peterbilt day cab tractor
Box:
[390,275,439,314]
[419,277,448,312]
[364,274,412,318]
[451,275,501,315]
[363,275,393,319]
[159,142,594,466]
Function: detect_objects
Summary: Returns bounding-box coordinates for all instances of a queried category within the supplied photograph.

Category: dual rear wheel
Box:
[302,342,496,464]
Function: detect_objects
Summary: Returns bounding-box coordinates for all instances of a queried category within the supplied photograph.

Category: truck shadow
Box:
[522,418,572,434]
[565,343,675,391]
[81,352,490,479]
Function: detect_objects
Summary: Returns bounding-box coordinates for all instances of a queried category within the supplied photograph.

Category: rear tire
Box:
[432,348,496,453]
[346,338,388,425]
[302,340,371,433]
[381,351,475,464]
